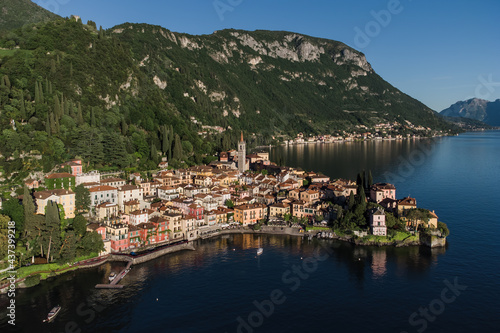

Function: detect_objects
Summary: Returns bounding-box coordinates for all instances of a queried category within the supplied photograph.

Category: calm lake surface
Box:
[1,131,500,333]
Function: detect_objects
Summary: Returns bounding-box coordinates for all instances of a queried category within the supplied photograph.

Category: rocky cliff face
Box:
[111,24,451,135]
[441,98,489,121]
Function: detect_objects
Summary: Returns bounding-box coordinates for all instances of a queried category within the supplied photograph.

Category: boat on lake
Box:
[43,305,61,323]
[109,272,117,282]
[257,237,263,256]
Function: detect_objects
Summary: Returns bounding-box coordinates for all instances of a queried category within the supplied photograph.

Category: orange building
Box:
[234,203,266,226]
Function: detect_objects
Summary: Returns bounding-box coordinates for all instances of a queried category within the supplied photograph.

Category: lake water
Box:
[1,131,500,333]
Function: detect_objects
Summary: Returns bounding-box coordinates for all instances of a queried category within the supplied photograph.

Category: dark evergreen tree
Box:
[368,170,373,188]
[59,230,77,263]
[74,185,91,214]
[173,134,183,160]
[43,201,62,262]
[150,142,158,162]
[72,214,88,238]
[77,102,84,125]
[348,191,355,211]
[90,107,96,127]
[162,125,169,154]
[18,90,26,119]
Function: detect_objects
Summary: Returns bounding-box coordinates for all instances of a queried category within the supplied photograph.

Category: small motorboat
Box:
[109,272,117,282]
[43,305,61,323]
[257,248,263,256]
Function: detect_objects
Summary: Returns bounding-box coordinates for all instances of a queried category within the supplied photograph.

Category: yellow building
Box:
[269,203,290,218]
[33,189,76,219]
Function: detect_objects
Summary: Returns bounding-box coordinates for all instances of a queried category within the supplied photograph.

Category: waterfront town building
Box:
[370,208,387,236]
[23,147,442,255]
[33,189,75,219]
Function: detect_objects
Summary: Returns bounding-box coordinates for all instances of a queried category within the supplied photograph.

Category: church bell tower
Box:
[238,132,246,173]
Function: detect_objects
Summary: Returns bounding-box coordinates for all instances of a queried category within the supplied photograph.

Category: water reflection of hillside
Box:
[268,139,440,181]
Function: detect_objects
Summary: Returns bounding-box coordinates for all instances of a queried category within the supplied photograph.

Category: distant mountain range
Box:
[0,0,59,31]
[440,98,500,126]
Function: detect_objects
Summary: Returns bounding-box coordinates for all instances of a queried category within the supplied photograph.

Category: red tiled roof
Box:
[89,185,117,192]
[46,172,75,179]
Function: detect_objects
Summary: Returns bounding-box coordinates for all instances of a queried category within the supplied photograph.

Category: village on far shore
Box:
[12,133,449,258]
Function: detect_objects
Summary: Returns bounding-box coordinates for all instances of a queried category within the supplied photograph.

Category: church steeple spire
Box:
[238,131,246,173]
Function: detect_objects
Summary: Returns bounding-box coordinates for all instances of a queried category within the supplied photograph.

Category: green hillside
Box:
[0,16,458,187]
[0,0,59,31]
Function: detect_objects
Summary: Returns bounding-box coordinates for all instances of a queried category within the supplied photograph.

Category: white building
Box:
[157,186,180,201]
[89,185,118,209]
[117,184,143,210]
[76,171,101,186]
[129,210,149,226]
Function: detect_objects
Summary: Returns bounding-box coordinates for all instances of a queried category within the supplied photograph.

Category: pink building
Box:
[188,203,204,220]
[370,183,396,203]
[370,208,387,236]
[87,223,106,240]
[106,223,129,252]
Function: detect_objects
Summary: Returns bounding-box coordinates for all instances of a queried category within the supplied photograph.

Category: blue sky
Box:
[35,0,500,111]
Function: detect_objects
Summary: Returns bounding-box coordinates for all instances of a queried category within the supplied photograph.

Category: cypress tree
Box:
[67,100,73,117]
[23,186,35,222]
[20,91,26,119]
[60,93,65,116]
[46,114,51,135]
[150,143,158,162]
[368,170,373,188]
[40,81,44,104]
[44,201,62,262]
[35,81,39,104]
[77,102,84,125]
[348,191,355,211]
[121,118,128,135]
[361,170,366,190]
[54,95,61,118]
[3,75,11,89]
[55,115,60,133]
[91,107,96,127]
[173,134,182,160]
[50,113,57,134]
[162,125,169,154]
[23,186,36,251]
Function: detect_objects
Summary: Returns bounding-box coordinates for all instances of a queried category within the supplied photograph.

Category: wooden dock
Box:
[95,261,132,289]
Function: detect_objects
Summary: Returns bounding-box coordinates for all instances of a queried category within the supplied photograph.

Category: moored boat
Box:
[43,305,61,323]
[109,272,117,282]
